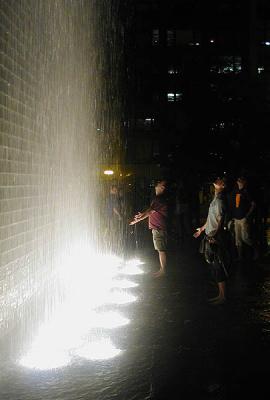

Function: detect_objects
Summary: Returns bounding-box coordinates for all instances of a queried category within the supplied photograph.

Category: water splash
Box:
[18,255,144,370]
[0,0,136,371]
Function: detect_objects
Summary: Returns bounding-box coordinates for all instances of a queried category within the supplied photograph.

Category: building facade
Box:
[124,0,270,181]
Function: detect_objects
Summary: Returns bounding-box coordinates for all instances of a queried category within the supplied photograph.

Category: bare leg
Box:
[153,251,166,277]
[209,281,226,304]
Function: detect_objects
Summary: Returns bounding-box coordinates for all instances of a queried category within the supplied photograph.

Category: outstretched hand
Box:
[193,227,202,238]
[129,212,143,225]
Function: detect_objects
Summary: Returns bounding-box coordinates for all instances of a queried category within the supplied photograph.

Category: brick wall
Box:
[0,0,123,335]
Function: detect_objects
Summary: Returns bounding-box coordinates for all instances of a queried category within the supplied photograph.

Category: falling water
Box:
[0,0,121,335]
[0,1,151,398]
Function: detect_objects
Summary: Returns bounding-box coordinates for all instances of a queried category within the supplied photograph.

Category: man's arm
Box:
[113,207,122,220]
[129,207,153,225]
[193,222,207,238]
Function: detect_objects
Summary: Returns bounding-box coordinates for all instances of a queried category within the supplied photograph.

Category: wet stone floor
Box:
[0,239,270,400]
[144,244,270,399]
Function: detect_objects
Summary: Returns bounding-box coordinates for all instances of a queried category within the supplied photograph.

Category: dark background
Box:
[119,0,270,189]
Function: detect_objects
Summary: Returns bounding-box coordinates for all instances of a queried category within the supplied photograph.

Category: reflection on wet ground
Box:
[0,232,269,399]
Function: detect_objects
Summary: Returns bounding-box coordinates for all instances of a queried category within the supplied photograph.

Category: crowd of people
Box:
[104,175,269,304]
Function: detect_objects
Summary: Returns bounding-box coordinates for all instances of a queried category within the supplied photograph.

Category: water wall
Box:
[0,0,124,336]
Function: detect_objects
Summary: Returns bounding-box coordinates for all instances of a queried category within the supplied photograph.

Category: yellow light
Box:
[104,170,114,175]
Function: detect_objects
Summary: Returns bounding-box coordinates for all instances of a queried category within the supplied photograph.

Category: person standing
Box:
[229,176,258,261]
[129,180,168,277]
[193,177,228,305]
[105,185,122,253]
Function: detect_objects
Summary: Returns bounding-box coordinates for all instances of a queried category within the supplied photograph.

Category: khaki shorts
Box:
[234,218,252,247]
[152,229,167,251]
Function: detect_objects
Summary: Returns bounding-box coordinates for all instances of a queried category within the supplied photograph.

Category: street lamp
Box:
[104,170,114,175]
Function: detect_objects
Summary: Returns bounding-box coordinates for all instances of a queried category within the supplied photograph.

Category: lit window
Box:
[210,56,242,74]
[258,66,264,74]
[167,30,176,46]
[234,56,242,73]
[167,92,183,102]
[144,118,155,127]
[152,29,159,46]
[168,67,180,75]
[136,118,155,129]
[175,93,183,102]
[167,93,175,102]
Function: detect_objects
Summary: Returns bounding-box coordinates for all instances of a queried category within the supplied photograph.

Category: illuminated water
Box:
[0,0,151,398]
[2,1,269,398]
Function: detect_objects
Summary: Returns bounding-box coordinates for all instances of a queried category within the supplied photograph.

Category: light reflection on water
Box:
[0,257,150,400]
[18,255,144,370]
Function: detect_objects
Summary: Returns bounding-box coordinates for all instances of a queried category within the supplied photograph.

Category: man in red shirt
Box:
[129,180,168,277]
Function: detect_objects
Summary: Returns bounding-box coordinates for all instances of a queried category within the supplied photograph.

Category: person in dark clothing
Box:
[129,180,168,277]
[229,177,258,260]
[107,185,122,220]
[105,185,122,253]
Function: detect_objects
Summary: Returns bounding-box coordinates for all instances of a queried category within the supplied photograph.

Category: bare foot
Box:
[210,297,226,305]
[153,270,166,278]
[207,295,221,303]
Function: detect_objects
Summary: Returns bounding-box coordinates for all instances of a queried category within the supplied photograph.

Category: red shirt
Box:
[149,195,168,231]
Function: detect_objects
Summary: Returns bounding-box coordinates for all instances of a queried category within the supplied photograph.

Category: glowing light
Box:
[125,258,144,266]
[74,338,122,360]
[104,170,114,175]
[112,278,139,289]
[120,261,144,276]
[19,349,71,370]
[18,248,143,370]
[88,311,129,329]
[120,258,144,275]
[121,266,144,275]
[264,41,270,46]
[109,290,137,304]
[210,39,214,43]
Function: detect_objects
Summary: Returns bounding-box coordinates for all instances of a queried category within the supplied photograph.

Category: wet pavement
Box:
[0,237,269,399]
[140,238,270,399]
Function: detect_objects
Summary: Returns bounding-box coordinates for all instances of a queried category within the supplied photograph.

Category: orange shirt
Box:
[235,193,241,208]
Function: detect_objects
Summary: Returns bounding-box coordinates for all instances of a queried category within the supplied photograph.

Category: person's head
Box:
[236,176,247,190]
[213,176,226,192]
[110,185,118,195]
[155,180,167,195]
